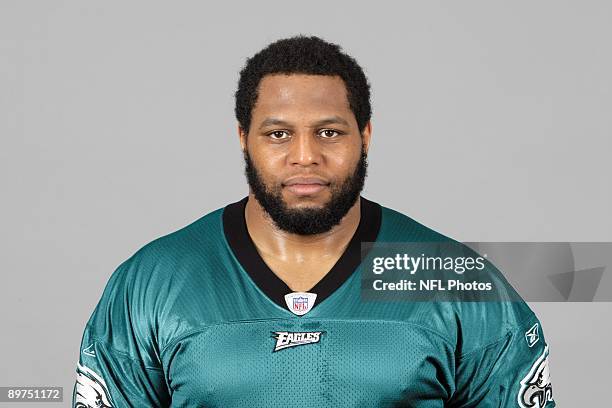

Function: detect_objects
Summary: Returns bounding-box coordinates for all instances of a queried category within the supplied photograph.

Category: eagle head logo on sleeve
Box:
[518,345,554,408]
[74,362,113,408]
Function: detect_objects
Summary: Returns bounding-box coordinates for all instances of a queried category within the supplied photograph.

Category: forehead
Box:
[253,74,352,118]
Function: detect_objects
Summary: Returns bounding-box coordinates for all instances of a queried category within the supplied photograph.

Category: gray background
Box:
[1,1,610,406]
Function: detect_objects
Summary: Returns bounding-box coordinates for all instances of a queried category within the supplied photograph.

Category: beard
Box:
[243,148,368,235]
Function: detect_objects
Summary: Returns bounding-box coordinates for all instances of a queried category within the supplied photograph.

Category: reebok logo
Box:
[525,323,540,348]
[82,344,96,357]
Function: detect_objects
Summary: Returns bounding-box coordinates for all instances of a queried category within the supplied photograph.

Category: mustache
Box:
[241,149,368,184]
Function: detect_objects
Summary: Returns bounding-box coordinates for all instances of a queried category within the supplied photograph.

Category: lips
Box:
[283,177,328,186]
[283,177,329,196]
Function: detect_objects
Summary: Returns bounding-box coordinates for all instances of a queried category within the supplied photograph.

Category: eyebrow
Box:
[258,116,350,130]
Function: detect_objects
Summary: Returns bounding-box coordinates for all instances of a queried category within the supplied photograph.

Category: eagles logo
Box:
[518,345,554,408]
[73,362,113,408]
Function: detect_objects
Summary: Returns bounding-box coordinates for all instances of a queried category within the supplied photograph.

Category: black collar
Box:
[222,196,382,310]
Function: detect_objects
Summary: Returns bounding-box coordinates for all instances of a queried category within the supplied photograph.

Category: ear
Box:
[238,124,247,152]
[361,121,372,154]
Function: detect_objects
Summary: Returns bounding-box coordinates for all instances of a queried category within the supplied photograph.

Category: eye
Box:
[319,129,341,138]
[268,130,290,140]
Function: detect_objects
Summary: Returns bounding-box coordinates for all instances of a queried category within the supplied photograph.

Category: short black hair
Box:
[235,35,372,134]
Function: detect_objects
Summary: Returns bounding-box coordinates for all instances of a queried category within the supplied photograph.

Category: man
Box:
[73,36,555,407]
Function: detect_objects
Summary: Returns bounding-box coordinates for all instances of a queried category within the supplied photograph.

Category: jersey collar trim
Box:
[222,195,382,311]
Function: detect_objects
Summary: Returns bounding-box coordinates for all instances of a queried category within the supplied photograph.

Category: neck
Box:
[244,193,361,263]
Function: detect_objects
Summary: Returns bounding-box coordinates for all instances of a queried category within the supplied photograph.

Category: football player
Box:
[73,35,554,407]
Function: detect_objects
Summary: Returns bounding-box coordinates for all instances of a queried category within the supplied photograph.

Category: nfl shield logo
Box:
[284,292,317,316]
[293,296,308,312]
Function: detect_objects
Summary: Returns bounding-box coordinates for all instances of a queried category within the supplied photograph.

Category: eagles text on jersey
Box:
[72,196,555,407]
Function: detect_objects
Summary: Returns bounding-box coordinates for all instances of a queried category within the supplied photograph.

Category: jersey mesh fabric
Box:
[72,197,555,407]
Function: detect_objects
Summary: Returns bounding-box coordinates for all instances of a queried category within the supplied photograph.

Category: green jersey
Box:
[73,196,555,407]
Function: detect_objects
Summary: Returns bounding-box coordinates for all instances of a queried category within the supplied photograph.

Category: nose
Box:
[287,132,321,167]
